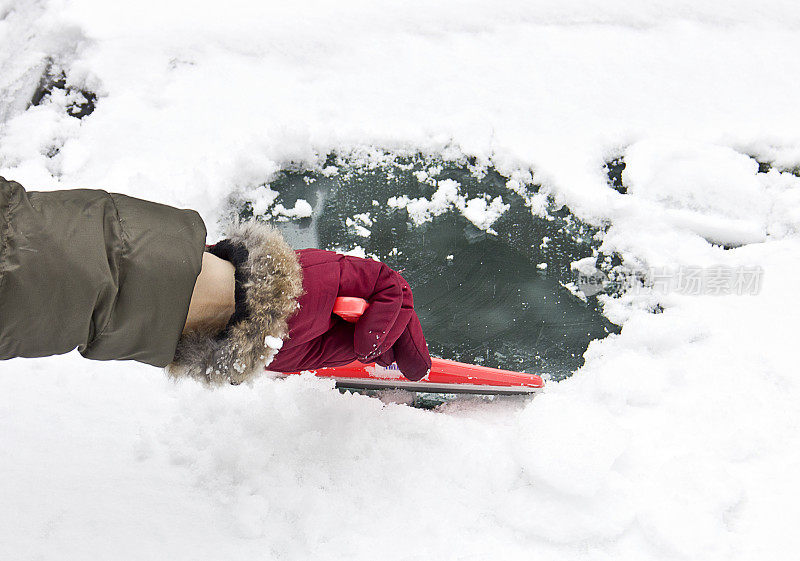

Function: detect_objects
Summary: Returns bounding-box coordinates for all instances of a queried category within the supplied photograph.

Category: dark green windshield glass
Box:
[237,155,618,381]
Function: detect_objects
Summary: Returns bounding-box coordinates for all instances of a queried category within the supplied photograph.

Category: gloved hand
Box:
[268,249,431,381]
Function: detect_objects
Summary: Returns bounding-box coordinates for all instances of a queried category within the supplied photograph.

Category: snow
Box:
[461,195,510,232]
[388,178,510,232]
[272,199,313,221]
[245,185,313,221]
[2,0,800,559]
[338,245,368,259]
[246,185,280,216]
[345,212,373,237]
[264,336,283,350]
[622,140,770,246]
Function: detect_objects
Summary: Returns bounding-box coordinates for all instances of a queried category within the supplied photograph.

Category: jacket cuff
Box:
[167,221,303,384]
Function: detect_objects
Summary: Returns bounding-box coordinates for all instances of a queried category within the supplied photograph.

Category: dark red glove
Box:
[268,249,431,381]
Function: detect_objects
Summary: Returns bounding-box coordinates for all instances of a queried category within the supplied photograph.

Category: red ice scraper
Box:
[276,297,545,395]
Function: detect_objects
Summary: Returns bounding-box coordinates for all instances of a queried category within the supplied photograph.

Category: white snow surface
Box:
[2,1,800,559]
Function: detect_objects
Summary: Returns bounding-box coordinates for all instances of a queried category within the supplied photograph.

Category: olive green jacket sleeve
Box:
[0,177,206,367]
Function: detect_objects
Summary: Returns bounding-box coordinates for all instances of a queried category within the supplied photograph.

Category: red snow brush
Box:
[276,296,544,395]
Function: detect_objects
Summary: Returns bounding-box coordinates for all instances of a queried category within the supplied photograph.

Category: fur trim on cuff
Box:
[167,221,303,385]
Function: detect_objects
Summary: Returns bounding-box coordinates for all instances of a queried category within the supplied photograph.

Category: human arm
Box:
[182,252,236,335]
[171,224,430,385]
[0,176,206,366]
